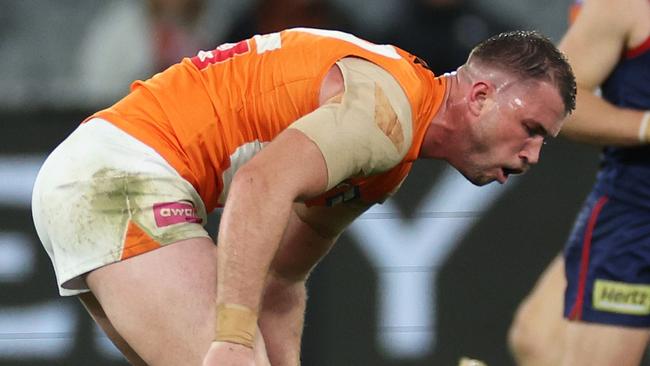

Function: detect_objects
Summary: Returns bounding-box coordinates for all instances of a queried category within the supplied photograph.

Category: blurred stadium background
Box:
[0,0,610,365]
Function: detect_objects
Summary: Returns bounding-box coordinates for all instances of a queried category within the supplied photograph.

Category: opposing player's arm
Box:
[559,0,650,145]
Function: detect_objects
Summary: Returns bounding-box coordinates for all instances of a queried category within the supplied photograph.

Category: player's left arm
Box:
[559,0,650,145]
[258,200,371,365]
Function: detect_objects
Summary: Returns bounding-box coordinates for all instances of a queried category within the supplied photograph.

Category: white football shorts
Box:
[32,118,210,296]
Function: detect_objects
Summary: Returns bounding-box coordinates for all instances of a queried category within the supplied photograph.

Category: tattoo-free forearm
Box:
[216,167,294,313]
[560,89,648,146]
[259,274,307,365]
[214,129,329,347]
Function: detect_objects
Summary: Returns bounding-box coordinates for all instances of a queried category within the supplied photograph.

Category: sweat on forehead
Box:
[461,61,534,93]
[465,31,576,114]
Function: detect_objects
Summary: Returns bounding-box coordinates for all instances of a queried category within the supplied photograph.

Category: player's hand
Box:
[202,341,255,366]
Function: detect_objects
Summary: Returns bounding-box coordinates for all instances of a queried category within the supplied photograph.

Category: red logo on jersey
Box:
[191,40,250,70]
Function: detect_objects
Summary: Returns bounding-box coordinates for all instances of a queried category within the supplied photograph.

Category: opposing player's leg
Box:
[561,194,650,365]
[85,237,270,366]
[562,322,649,366]
[508,254,567,366]
[79,292,147,365]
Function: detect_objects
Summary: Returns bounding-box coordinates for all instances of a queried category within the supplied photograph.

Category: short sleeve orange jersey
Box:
[89,28,447,212]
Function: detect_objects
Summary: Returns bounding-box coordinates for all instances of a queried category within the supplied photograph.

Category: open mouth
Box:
[503,167,524,178]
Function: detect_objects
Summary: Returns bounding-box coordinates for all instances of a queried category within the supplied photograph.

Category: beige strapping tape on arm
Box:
[288,57,413,190]
[215,303,258,348]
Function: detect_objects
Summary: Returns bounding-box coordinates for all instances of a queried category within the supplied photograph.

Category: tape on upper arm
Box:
[289,57,414,190]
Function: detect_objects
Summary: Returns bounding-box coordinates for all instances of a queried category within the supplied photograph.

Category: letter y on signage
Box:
[348,167,514,358]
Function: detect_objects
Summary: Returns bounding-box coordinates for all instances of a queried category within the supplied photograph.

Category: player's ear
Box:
[468,81,492,116]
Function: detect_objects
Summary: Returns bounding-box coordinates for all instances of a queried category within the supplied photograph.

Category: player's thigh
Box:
[86,237,219,366]
[509,255,567,355]
[78,292,146,366]
[563,322,650,366]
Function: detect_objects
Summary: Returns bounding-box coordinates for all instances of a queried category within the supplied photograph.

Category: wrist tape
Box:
[638,111,650,143]
[215,303,258,348]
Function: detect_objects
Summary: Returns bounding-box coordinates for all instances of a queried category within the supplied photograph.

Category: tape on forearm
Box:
[215,303,258,348]
[638,111,650,143]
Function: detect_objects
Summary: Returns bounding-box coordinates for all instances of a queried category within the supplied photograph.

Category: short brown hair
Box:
[469,30,576,115]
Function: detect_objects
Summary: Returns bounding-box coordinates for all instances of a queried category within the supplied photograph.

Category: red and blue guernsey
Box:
[596,34,650,202]
[563,0,650,327]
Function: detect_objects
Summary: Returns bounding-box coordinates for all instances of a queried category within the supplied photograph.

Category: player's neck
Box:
[418,70,463,160]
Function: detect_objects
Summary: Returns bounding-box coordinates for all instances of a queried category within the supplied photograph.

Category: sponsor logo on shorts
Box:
[153,202,202,227]
[593,279,650,315]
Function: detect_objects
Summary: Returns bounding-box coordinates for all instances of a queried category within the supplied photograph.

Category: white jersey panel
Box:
[218,140,270,205]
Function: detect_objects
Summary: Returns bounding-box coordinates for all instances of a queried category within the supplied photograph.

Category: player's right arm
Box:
[202,127,329,366]
[558,0,650,145]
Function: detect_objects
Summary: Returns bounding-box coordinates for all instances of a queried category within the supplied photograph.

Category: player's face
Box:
[459,81,566,186]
